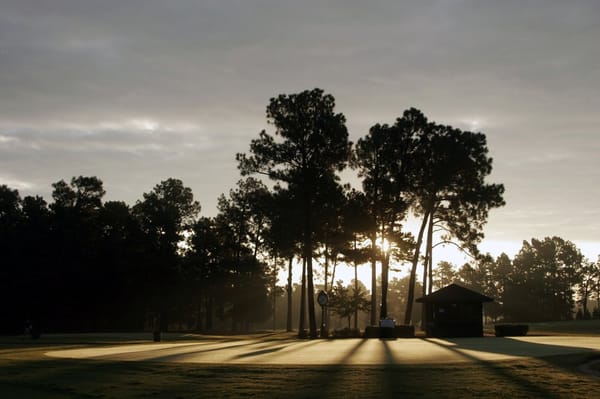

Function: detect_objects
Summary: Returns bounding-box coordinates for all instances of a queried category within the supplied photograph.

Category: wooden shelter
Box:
[416,284,493,338]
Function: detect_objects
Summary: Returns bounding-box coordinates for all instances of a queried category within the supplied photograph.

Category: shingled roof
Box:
[416,283,493,304]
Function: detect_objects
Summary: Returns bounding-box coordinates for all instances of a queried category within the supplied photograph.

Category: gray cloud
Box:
[1,0,599,247]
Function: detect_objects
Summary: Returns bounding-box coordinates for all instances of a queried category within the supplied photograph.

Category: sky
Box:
[1,0,600,266]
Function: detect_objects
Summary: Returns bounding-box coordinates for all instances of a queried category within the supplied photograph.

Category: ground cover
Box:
[526,320,600,336]
[1,327,600,398]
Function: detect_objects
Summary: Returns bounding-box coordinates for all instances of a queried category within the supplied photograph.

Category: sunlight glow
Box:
[381,238,391,253]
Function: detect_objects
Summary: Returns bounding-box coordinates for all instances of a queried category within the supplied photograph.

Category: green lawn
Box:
[526,320,600,336]
[2,325,600,399]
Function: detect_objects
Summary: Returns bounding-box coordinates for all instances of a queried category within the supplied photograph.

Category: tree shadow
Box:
[142,339,293,362]
[425,337,600,398]
[287,339,369,399]
[229,345,287,359]
[434,336,600,363]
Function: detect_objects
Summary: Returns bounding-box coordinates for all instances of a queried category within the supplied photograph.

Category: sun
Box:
[381,238,391,253]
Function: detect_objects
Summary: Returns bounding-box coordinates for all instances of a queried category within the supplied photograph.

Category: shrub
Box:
[364,326,381,338]
[364,324,416,338]
[494,324,528,337]
[394,324,415,338]
[333,328,361,338]
[298,329,309,339]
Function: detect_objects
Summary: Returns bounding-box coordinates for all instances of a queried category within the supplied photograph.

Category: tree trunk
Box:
[582,284,589,319]
[370,233,378,326]
[298,257,307,337]
[324,243,329,293]
[286,256,293,332]
[404,209,430,325]
[272,256,277,331]
[354,240,359,330]
[307,253,318,338]
[597,281,600,315]
[428,215,434,295]
[421,215,433,330]
[330,261,337,291]
[380,227,390,320]
[303,187,317,338]
[380,250,390,319]
[205,296,213,330]
[196,299,203,332]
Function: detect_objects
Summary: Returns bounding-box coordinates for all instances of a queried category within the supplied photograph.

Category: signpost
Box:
[317,290,328,338]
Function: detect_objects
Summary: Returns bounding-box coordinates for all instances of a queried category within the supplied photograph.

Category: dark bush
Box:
[394,324,415,338]
[333,328,361,338]
[298,329,309,339]
[364,326,381,338]
[494,324,528,337]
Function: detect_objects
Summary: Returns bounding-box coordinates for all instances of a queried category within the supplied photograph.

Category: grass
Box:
[2,324,600,398]
[526,319,600,336]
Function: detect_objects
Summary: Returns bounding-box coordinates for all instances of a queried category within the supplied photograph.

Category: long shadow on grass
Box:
[427,338,565,398]
[441,337,600,359]
[147,338,299,362]
[441,337,600,385]
[380,339,414,396]
[287,338,368,399]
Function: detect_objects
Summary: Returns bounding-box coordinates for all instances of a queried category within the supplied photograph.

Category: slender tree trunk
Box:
[596,280,600,315]
[206,295,213,331]
[354,239,359,330]
[422,219,433,296]
[303,189,317,338]
[404,209,431,325]
[272,256,277,331]
[298,257,307,337]
[196,299,203,332]
[326,260,337,333]
[421,216,433,329]
[428,215,434,295]
[272,299,276,330]
[581,285,588,319]
[324,243,329,293]
[370,233,378,326]
[380,251,390,319]
[307,253,318,338]
[286,256,293,332]
[330,261,337,291]
[380,230,387,320]
[196,277,204,332]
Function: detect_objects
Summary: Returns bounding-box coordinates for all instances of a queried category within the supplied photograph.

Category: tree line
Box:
[1,87,516,335]
[433,237,600,322]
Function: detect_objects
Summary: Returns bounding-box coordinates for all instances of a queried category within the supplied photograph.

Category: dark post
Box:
[317,290,329,338]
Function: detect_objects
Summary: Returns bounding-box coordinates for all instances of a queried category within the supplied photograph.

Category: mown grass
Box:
[2,325,600,398]
[526,319,600,336]
[1,347,599,398]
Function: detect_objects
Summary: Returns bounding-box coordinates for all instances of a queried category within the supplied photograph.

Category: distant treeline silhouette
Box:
[1,89,598,335]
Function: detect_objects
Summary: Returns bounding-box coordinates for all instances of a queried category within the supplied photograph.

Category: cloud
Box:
[0,0,599,244]
[0,175,35,191]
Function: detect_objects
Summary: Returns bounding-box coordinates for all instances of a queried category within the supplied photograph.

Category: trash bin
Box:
[153,331,161,342]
